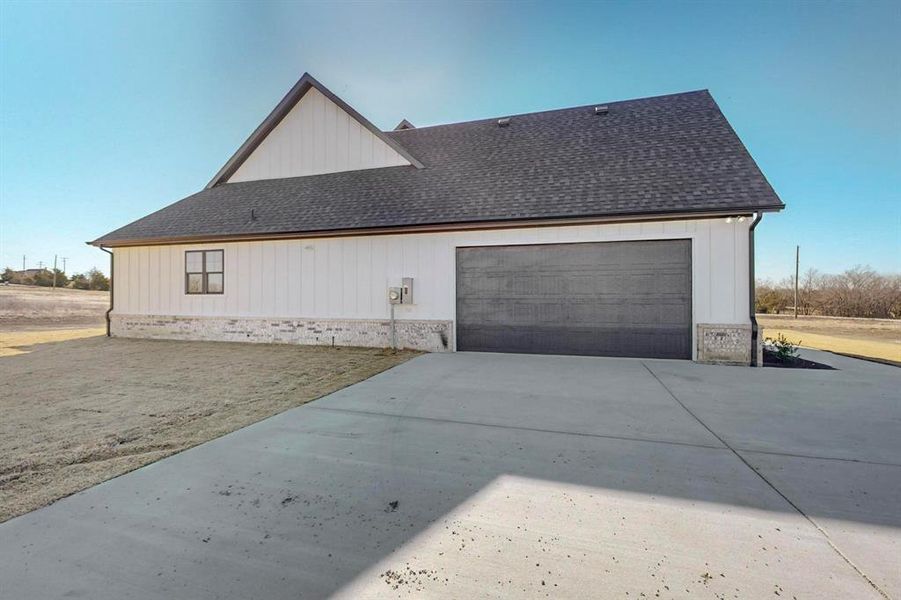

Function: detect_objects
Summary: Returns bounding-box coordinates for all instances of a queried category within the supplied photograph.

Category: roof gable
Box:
[209,73,423,187]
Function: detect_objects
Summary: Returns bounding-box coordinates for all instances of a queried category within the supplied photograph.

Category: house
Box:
[14,269,48,278]
[90,73,784,365]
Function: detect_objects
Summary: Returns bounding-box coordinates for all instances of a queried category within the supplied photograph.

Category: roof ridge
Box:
[387,89,711,134]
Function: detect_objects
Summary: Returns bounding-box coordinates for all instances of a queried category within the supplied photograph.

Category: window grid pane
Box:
[185,250,224,294]
[205,250,223,273]
[187,273,203,294]
[206,273,223,294]
[186,251,203,273]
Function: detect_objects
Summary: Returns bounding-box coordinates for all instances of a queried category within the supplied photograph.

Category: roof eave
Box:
[88,204,785,248]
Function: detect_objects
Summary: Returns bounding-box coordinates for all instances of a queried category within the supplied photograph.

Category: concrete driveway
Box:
[1,350,898,599]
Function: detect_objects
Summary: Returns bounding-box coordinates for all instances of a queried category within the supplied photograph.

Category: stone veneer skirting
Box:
[696,323,752,365]
[112,316,754,365]
[111,314,453,352]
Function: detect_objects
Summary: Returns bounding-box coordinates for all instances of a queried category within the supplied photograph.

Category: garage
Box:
[95,82,781,365]
[456,239,692,359]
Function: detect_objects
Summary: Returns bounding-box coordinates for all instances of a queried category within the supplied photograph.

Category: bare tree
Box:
[757,266,900,319]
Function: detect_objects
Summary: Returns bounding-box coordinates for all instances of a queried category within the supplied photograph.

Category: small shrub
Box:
[765,333,800,361]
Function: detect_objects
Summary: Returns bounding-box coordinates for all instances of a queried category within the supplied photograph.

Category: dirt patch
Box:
[0,334,417,522]
[0,285,108,331]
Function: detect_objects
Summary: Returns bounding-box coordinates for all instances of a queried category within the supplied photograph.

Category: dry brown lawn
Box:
[0,327,107,357]
[0,335,416,523]
[758,314,901,364]
[0,285,108,331]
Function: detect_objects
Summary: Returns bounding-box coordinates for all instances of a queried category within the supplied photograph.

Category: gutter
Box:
[748,213,763,366]
[99,246,113,336]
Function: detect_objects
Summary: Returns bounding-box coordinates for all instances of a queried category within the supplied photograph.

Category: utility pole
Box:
[22,255,26,270]
[61,257,68,274]
[794,245,799,319]
[53,255,58,290]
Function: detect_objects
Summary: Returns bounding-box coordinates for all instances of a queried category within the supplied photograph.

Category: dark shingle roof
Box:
[92,89,782,245]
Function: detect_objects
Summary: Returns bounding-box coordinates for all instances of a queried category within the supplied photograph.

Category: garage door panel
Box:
[457,324,690,359]
[458,302,689,328]
[456,240,692,359]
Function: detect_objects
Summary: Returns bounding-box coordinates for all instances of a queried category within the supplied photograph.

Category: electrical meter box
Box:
[401,278,414,304]
[388,278,413,305]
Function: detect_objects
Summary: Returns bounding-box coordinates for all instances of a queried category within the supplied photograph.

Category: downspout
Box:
[748,213,763,366]
[99,246,113,336]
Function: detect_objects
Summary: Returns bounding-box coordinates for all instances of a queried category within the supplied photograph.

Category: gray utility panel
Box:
[456,239,692,359]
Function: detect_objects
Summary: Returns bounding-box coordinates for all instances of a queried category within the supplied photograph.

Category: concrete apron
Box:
[1,351,897,599]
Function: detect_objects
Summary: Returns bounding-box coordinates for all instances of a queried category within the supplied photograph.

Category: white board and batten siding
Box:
[113,218,752,358]
[227,87,409,183]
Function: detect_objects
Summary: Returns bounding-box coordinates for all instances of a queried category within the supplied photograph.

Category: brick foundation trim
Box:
[111,315,453,352]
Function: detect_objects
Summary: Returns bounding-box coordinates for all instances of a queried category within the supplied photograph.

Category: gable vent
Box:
[497,118,511,127]
[594,106,609,115]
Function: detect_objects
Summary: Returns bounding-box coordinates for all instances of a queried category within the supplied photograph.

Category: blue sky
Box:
[1,0,898,279]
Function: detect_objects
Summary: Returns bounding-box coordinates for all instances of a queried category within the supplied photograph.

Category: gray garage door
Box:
[456,240,692,359]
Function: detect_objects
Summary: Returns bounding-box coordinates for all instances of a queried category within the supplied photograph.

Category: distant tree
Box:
[797,268,824,316]
[30,269,68,288]
[756,283,786,314]
[87,268,110,291]
[0,267,14,283]
[69,273,91,290]
[757,266,900,319]
[31,270,55,287]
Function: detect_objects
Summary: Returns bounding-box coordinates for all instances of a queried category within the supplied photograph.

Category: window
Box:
[185,250,224,294]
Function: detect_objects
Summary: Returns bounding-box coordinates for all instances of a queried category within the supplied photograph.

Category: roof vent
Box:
[594,106,609,115]
[394,119,415,131]
[497,118,511,127]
